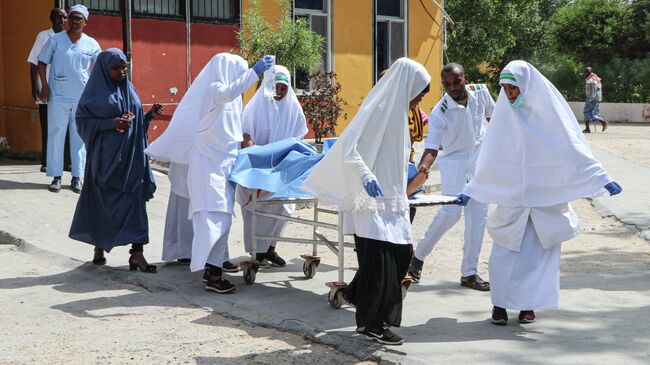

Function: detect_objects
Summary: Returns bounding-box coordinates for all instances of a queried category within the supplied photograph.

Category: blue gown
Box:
[69,49,156,252]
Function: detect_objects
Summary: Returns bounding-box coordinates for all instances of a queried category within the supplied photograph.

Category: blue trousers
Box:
[46,99,85,178]
[583,100,603,122]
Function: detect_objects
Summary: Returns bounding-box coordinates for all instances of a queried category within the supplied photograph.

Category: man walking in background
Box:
[583,67,608,133]
[37,4,101,193]
[27,8,71,173]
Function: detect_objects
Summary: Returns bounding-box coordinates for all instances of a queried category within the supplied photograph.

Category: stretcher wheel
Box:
[303,261,318,279]
[328,288,344,309]
[243,267,257,284]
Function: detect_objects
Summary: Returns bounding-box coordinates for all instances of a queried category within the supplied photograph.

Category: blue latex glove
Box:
[364,179,384,198]
[252,55,274,74]
[457,193,471,206]
[604,181,622,196]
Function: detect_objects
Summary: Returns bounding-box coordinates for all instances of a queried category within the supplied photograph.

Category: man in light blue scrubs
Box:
[37,4,101,193]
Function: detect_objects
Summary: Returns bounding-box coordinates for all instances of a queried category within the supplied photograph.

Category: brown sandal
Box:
[460,274,490,291]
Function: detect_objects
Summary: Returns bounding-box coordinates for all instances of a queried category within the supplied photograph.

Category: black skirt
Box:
[344,235,413,331]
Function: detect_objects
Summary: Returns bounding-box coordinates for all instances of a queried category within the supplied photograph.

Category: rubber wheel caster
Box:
[303,261,318,279]
[328,288,344,309]
[243,267,257,284]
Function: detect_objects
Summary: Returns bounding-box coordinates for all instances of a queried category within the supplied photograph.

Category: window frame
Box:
[190,0,241,24]
[65,0,122,16]
[293,0,333,92]
[373,0,408,83]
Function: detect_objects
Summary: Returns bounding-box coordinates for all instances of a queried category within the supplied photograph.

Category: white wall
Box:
[568,102,650,123]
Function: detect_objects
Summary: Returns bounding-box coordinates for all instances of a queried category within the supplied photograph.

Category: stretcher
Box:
[239,193,461,308]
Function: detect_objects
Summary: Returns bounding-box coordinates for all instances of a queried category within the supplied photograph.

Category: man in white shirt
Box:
[27,8,68,173]
[409,63,495,291]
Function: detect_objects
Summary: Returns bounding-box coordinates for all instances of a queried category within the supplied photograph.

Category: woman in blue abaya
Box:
[70,48,162,273]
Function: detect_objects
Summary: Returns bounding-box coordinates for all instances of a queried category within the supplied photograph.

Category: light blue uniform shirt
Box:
[37,31,101,102]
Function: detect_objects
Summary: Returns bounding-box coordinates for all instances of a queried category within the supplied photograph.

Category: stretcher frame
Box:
[240,193,461,308]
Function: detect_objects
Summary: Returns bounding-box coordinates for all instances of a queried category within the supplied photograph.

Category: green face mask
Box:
[510,95,524,109]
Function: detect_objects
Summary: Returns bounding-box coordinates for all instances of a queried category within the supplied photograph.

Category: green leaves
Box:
[238,0,324,74]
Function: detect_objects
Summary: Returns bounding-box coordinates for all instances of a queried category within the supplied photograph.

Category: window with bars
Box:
[65,0,121,15]
[375,0,407,82]
[191,0,240,23]
[133,0,183,18]
[294,0,330,90]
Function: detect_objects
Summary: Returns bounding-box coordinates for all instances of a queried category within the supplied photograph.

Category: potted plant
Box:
[299,72,347,145]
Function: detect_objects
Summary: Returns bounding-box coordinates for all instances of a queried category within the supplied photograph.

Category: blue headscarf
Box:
[76,48,155,197]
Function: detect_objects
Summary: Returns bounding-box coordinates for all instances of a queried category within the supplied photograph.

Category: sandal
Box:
[128,249,157,273]
[92,247,106,265]
[460,274,490,291]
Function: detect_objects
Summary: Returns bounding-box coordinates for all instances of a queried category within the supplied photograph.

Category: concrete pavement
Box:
[1,146,649,364]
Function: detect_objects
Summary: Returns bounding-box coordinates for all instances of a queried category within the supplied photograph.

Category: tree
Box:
[546,0,626,65]
[237,0,324,75]
[445,0,570,88]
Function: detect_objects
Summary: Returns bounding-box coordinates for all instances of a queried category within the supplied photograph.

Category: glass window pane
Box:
[67,0,120,12]
[311,15,327,72]
[192,0,240,21]
[295,0,324,11]
[390,21,405,64]
[377,0,402,18]
[376,21,389,80]
[134,0,182,16]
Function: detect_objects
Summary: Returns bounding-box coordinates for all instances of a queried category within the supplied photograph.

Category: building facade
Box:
[0,0,443,154]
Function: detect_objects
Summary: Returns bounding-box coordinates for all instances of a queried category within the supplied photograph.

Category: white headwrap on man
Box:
[302,58,431,213]
[69,4,90,20]
[464,60,612,207]
[241,65,308,144]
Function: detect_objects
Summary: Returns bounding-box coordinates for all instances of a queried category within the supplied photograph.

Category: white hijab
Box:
[145,53,249,164]
[464,60,612,207]
[302,58,431,213]
[242,65,308,144]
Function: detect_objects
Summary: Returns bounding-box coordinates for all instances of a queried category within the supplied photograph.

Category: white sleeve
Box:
[27,32,46,65]
[481,88,496,119]
[424,113,444,150]
[209,69,259,105]
[344,145,375,186]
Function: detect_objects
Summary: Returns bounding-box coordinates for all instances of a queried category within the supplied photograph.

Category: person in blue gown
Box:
[69,48,162,273]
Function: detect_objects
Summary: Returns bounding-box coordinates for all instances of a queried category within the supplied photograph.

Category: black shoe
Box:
[64,164,72,172]
[255,253,271,268]
[205,278,236,294]
[366,328,404,345]
[71,178,82,194]
[48,178,61,193]
[491,306,508,326]
[222,260,240,273]
[177,258,191,265]
[518,310,536,324]
[202,267,211,283]
[266,250,286,267]
[460,274,490,291]
[40,166,47,173]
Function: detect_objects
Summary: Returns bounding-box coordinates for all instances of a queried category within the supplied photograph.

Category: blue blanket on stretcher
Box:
[228,138,324,199]
[228,138,423,200]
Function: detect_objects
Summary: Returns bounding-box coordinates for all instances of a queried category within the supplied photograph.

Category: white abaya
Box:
[146,53,258,272]
[463,61,615,312]
[237,65,307,253]
[162,163,194,262]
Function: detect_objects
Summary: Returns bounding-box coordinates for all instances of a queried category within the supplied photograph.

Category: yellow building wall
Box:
[0,1,5,141]
[408,0,444,117]
[332,0,374,135]
[0,0,53,153]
